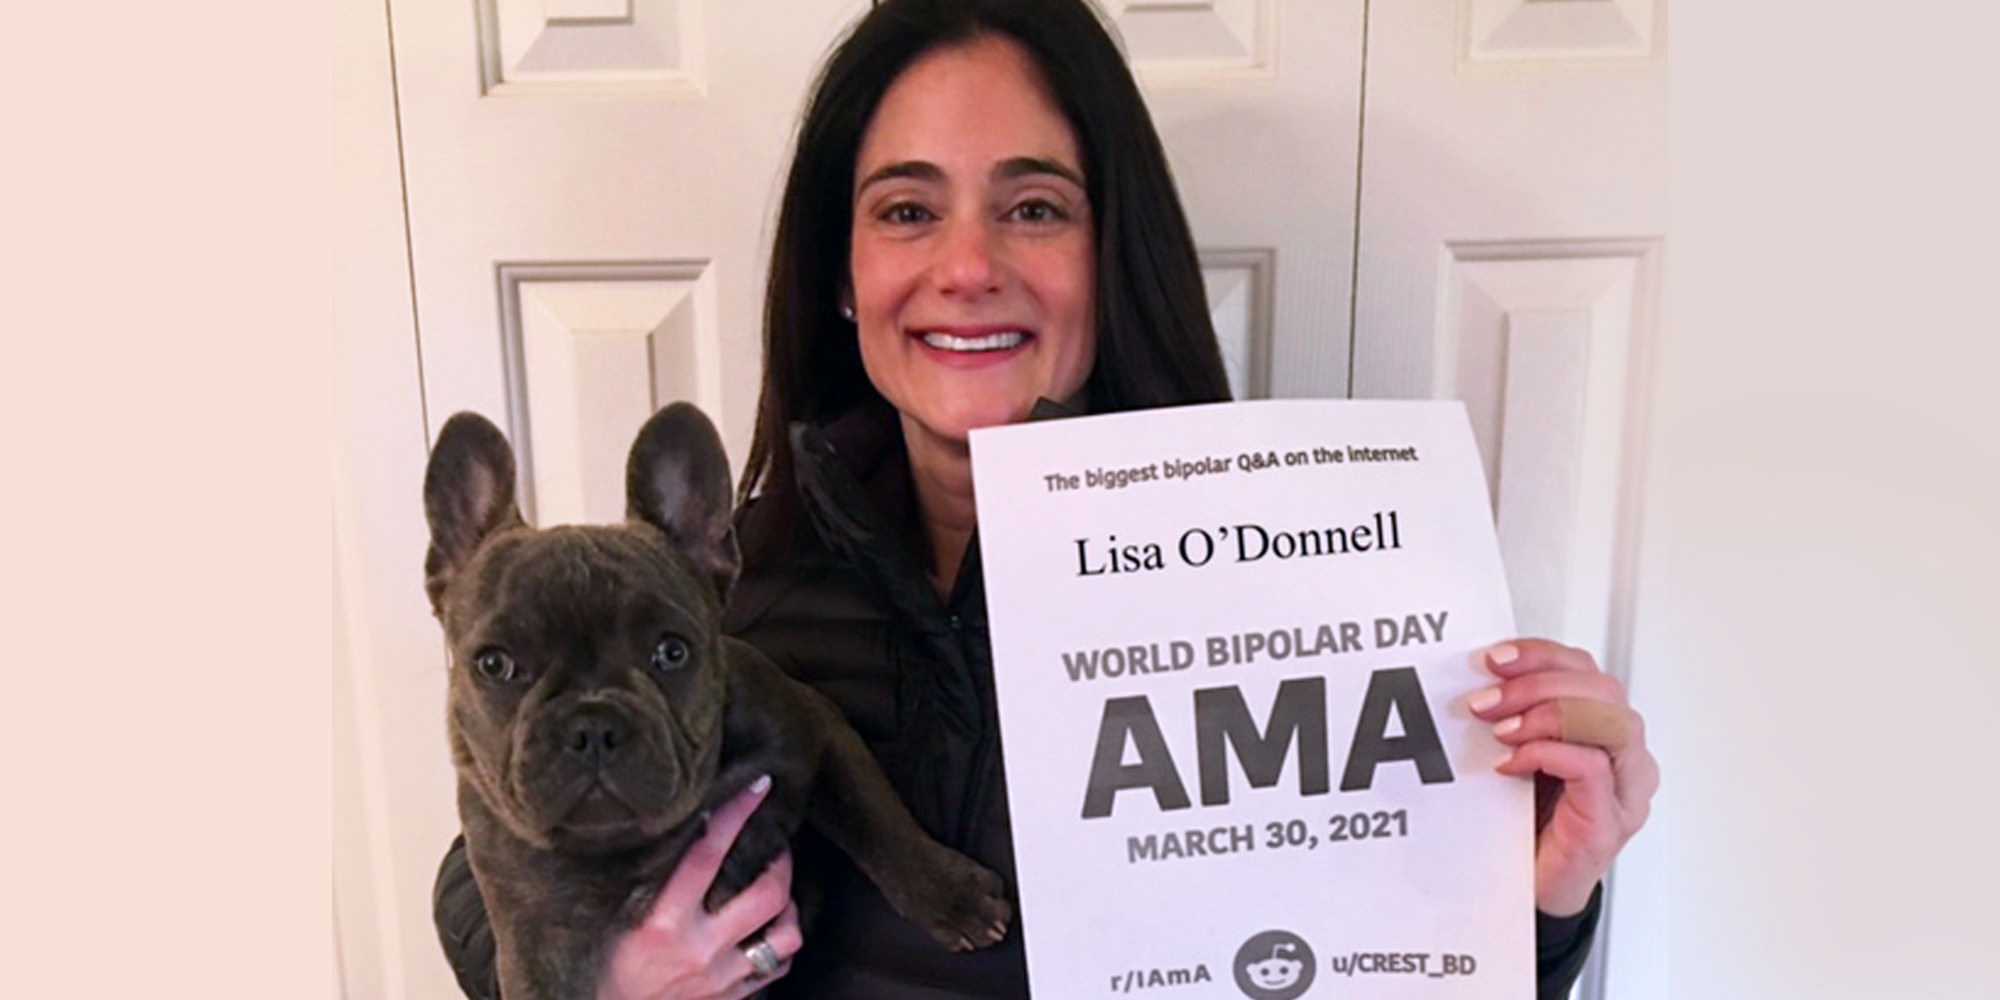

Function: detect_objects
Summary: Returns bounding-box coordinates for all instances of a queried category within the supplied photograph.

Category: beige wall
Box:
[1615,6,2000,996]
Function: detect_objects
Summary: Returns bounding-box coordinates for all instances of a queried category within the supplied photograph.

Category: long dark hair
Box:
[740,0,1230,533]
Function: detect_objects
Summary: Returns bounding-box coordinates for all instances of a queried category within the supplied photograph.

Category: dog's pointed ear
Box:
[627,402,739,600]
[423,412,525,613]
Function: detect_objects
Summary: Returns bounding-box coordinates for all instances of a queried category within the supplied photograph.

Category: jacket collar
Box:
[785,397,1083,598]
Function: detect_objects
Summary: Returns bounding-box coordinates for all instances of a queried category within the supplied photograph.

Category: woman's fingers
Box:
[652,775,772,928]
[1496,737,1612,789]
[710,850,795,946]
[1609,724,1662,820]
[719,883,801,999]
[1497,738,1625,844]
[1476,638,1659,915]
[1491,697,1639,754]
[1470,639,1637,753]
[594,776,801,1000]
[1474,640,1652,803]
[729,901,803,984]
[762,901,805,967]
[1478,638,1601,678]
[1467,665,1626,722]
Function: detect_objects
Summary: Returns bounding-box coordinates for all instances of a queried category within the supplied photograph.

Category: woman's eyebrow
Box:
[855,160,942,198]
[995,156,1084,188]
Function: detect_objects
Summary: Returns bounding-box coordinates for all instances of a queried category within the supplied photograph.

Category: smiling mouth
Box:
[918,330,1028,353]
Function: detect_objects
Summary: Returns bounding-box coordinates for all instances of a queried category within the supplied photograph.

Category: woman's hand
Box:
[597,777,804,1000]
[1469,639,1660,917]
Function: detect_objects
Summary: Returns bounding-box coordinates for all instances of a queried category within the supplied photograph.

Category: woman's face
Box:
[849,36,1097,453]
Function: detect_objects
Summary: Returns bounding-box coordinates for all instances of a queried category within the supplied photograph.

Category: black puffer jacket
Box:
[433,403,1602,1000]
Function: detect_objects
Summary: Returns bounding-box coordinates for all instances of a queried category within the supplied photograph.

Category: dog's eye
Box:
[472,648,516,682]
[651,635,691,672]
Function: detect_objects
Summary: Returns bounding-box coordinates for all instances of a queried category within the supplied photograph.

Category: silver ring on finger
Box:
[742,936,782,979]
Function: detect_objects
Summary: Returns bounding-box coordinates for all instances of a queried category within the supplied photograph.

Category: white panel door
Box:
[338,3,865,999]
[339,2,1369,997]
[1351,2,1668,998]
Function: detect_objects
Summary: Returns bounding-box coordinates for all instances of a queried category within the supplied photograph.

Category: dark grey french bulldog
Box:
[423,402,1011,1000]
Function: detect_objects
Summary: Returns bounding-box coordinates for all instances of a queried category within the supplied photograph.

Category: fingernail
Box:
[1485,643,1520,667]
[1494,715,1522,736]
[750,774,772,795]
[1468,687,1502,713]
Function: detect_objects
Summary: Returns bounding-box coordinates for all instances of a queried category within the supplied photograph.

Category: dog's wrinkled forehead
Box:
[444,524,716,638]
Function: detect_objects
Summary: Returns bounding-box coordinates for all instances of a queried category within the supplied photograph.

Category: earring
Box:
[840,303,855,322]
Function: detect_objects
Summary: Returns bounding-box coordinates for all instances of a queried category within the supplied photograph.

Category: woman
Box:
[435,2,1658,998]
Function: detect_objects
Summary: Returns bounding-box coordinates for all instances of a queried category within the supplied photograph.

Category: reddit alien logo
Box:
[1232,930,1316,999]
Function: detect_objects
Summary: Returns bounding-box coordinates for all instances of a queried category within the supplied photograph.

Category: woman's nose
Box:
[935,218,1001,298]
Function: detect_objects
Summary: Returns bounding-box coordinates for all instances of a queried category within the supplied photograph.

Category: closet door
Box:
[1352,4,1668,997]
[337,2,1377,986]
[336,3,861,998]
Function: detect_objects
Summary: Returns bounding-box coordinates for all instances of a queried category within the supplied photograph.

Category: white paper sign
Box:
[970,400,1533,1000]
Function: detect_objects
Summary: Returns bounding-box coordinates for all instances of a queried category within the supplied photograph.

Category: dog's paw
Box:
[703,812,794,913]
[887,846,1012,952]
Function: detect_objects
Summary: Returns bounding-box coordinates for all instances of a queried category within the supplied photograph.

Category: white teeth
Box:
[920,331,1027,352]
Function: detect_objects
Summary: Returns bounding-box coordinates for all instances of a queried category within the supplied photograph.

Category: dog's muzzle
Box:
[562,703,631,771]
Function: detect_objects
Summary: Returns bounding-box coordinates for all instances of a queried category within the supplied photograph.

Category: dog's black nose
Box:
[563,709,629,768]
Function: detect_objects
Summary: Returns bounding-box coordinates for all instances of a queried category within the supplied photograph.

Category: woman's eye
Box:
[651,635,691,672]
[472,648,516,683]
[882,202,935,225]
[1009,199,1067,223]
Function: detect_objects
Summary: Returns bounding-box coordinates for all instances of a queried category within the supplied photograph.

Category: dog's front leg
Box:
[698,646,820,911]
[462,847,614,999]
[784,682,1013,951]
[488,913,609,1000]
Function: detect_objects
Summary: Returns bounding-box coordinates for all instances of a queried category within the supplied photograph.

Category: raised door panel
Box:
[480,0,704,96]
[1437,240,1661,657]
[497,261,719,526]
